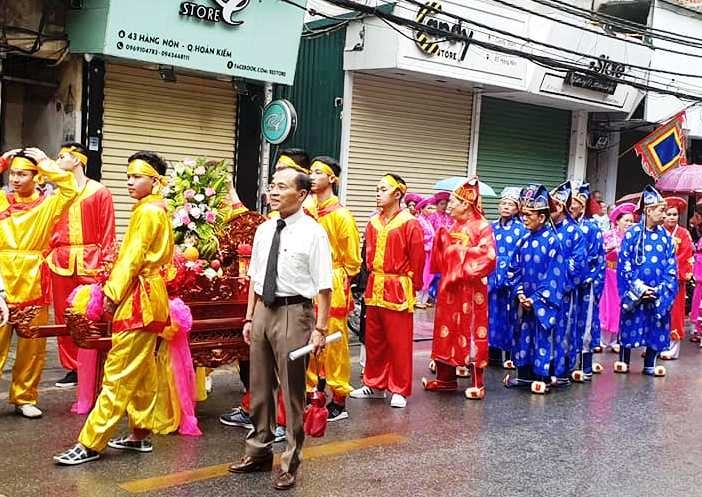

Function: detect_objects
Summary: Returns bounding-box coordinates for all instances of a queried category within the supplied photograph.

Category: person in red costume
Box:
[421,178,496,399]
[47,143,116,394]
[660,196,694,360]
[349,173,424,409]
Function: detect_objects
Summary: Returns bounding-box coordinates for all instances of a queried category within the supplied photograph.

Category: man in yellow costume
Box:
[54,151,174,465]
[307,156,361,421]
[0,148,77,419]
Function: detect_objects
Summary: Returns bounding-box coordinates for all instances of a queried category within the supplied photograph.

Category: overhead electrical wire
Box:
[528,0,702,50]
[395,0,702,83]
[483,0,702,60]
[542,0,702,45]
[319,0,702,101]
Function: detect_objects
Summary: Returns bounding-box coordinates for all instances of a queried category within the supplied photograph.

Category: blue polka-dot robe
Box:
[552,217,587,372]
[508,225,567,377]
[617,223,678,352]
[489,218,527,351]
[573,217,606,356]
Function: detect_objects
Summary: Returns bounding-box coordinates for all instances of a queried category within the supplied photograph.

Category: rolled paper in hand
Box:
[289,331,342,361]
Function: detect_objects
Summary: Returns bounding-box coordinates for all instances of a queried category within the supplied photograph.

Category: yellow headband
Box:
[277,155,310,174]
[59,147,88,166]
[311,160,337,180]
[382,174,407,195]
[127,159,168,186]
[10,157,38,172]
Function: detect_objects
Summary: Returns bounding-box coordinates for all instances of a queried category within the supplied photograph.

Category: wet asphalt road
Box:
[1,312,701,497]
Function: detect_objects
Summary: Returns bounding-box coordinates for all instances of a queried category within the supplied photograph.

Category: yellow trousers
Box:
[0,307,48,405]
[78,331,160,452]
[307,315,353,400]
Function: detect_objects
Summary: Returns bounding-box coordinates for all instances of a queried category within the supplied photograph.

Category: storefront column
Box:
[339,70,354,205]
[468,91,481,176]
[568,110,588,182]
[258,82,273,210]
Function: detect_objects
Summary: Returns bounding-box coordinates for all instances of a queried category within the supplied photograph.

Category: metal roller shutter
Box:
[345,72,473,230]
[102,63,237,236]
[476,97,571,217]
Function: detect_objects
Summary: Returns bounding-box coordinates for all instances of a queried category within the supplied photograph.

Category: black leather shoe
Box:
[228,455,273,473]
[273,471,296,490]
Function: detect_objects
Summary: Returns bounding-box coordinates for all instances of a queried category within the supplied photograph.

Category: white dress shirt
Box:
[249,208,333,299]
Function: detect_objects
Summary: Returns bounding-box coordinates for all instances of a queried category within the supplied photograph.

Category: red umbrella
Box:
[655,164,702,193]
[303,370,328,438]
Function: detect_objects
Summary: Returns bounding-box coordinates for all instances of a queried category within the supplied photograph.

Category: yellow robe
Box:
[103,194,174,333]
[0,161,77,406]
[79,193,174,451]
[306,195,361,400]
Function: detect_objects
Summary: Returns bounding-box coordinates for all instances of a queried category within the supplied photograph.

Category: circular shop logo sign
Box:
[261,99,297,145]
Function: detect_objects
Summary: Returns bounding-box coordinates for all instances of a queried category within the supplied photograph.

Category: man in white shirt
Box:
[229,167,332,491]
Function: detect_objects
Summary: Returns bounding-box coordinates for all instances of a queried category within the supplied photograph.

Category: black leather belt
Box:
[272,295,311,307]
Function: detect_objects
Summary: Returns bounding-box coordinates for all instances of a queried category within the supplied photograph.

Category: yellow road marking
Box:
[119,433,406,494]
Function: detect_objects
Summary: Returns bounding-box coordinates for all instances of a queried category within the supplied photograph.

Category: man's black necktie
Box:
[262,219,286,307]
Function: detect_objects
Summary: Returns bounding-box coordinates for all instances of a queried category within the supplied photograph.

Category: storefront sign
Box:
[565,55,627,95]
[262,100,297,144]
[68,0,304,85]
[179,0,250,26]
[413,1,472,62]
[565,71,618,95]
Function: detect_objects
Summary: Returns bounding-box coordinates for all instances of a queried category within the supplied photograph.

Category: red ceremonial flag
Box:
[634,111,687,180]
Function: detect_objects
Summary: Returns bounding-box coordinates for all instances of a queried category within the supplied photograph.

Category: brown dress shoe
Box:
[273,471,296,490]
[228,455,273,473]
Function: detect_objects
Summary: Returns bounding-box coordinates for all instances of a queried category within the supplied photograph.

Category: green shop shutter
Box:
[272,28,345,161]
[476,97,571,217]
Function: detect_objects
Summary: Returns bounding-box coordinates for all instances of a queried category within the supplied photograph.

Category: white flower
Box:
[173,218,183,228]
[174,163,186,174]
[161,187,171,197]
[203,268,218,280]
[193,176,200,184]
[194,194,205,202]
[190,207,202,219]
[182,158,196,168]
[187,222,197,230]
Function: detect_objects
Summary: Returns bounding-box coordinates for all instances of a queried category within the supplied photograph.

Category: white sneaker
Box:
[349,385,386,399]
[390,394,407,408]
[15,404,43,419]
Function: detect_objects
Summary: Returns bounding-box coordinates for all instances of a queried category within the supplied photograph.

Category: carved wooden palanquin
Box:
[13,209,265,369]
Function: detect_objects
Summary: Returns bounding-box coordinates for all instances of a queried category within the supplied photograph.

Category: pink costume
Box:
[428,191,453,232]
[599,202,637,346]
[691,238,702,335]
[414,196,436,306]
[599,229,624,334]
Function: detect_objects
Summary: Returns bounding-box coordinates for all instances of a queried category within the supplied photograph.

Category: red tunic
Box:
[364,209,425,311]
[430,216,496,369]
[46,180,116,278]
[667,225,694,341]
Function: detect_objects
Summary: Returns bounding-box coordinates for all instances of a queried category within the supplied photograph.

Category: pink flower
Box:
[205,187,216,197]
[182,158,196,168]
[180,214,191,225]
[205,211,216,223]
[195,166,206,175]
[184,189,196,199]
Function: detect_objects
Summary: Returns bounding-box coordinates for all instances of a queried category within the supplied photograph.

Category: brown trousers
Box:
[245,300,314,473]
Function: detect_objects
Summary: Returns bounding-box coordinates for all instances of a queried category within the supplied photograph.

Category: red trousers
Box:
[670,280,686,341]
[52,273,89,371]
[363,306,413,397]
[241,388,287,426]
